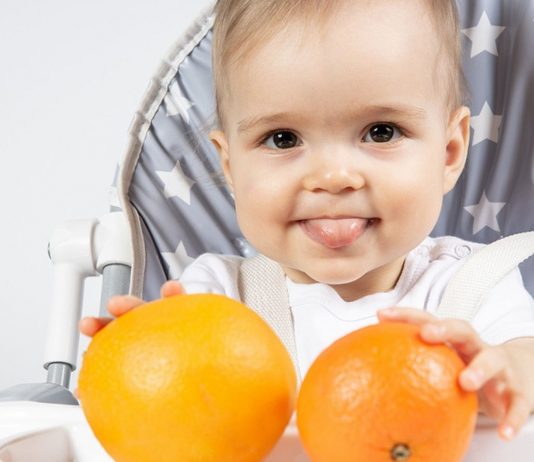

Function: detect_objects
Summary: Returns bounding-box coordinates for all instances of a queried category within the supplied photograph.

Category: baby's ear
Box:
[443,106,470,194]
[208,129,233,188]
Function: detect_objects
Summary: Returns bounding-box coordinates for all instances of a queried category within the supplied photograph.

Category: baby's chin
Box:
[283,262,370,287]
[307,271,369,288]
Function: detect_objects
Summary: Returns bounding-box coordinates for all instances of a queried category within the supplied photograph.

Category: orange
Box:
[297,322,478,462]
[78,294,297,462]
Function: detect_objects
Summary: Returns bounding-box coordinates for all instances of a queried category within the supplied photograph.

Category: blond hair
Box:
[212,0,467,129]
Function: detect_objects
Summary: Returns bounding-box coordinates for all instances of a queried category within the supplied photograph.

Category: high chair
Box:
[1,1,534,460]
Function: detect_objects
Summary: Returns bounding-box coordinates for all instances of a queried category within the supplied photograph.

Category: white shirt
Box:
[179,236,534,377]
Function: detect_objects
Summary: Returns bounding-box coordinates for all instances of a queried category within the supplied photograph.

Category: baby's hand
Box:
[378,307,534,441]
[79,280,184,337]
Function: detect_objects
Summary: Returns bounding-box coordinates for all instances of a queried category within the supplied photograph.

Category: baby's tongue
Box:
[300,218,367,249]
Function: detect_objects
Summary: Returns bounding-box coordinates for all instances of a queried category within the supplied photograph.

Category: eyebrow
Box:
[237,105,428,134]
[237,112,303,134]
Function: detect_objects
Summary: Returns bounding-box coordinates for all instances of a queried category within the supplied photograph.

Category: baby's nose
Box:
[302,150,366,193]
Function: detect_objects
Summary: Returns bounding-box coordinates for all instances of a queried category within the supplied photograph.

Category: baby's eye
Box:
[262,130,300,149]
[363,124,403,143]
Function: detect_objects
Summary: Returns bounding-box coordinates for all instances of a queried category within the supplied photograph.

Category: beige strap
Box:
[437,232,534,321]
[238,255,301,382]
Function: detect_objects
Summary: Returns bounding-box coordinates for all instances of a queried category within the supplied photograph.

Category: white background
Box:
[0,0,213,391]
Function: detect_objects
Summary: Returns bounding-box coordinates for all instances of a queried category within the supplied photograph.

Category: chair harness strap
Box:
[436,231,534,321]
[238,254,301,382]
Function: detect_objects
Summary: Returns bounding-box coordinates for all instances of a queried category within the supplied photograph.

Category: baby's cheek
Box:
[379,189,441,251]
[388,179,442,221]
[233,189,275,235]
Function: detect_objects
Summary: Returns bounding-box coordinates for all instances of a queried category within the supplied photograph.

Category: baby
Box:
[81,0,534,441]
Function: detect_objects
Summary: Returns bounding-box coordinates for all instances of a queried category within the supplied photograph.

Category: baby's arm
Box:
[378,307,534,441]
[79,281,184,338]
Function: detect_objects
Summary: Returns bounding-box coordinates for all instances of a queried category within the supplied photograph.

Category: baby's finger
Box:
[499,393,531,440]
[419,319,485,361]
[160,280,185,298]
[377,307,436,325]
[107,295,144,317]
[458,346,504,391]
[479,379,507,420]
[79,316,113,337]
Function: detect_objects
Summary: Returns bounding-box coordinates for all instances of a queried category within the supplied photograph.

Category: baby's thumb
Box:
[161,280,185,298]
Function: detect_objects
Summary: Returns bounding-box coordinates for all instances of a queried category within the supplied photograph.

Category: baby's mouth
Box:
[299,217,374,249]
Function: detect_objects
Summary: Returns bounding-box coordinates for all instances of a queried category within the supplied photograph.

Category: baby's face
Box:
[210,0,469,300]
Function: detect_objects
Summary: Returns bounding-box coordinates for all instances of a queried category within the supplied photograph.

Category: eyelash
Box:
[257,123,407,150]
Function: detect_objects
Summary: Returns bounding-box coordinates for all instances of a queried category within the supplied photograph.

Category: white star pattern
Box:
[164,81,194,123]
[470,101,503,146]
[462,11,506,58]
[162,241,194,279]
[464,191,506,234]
[156,161,196,205]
